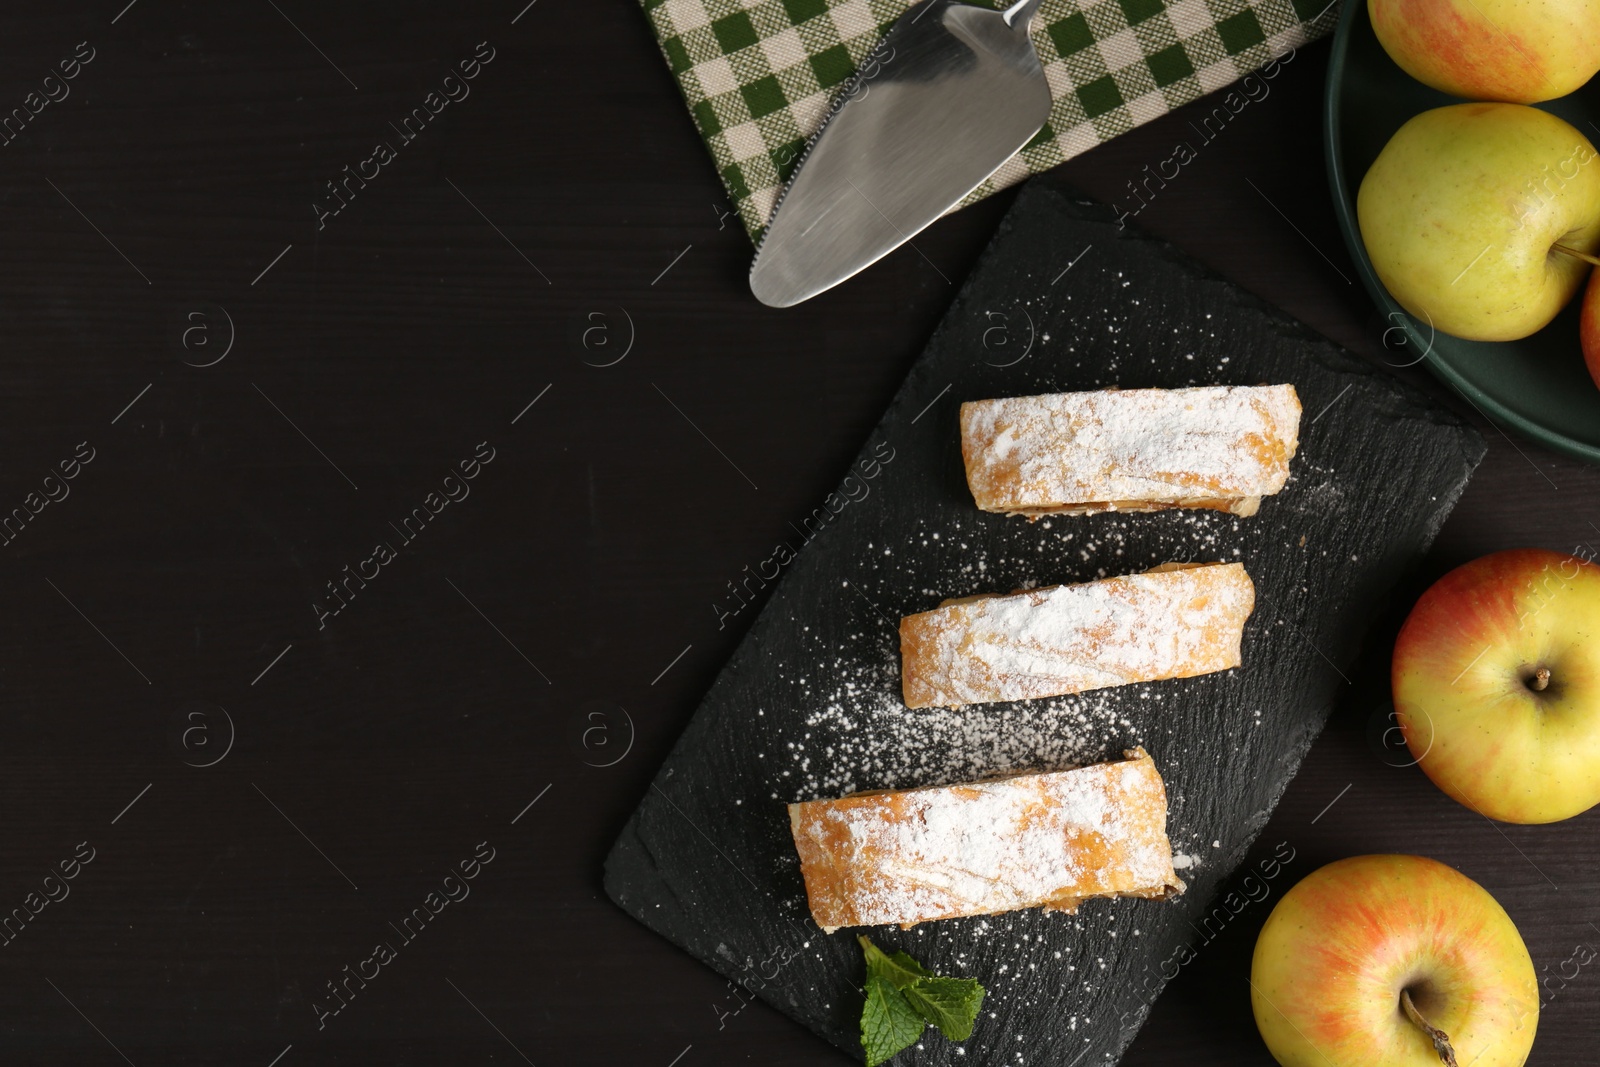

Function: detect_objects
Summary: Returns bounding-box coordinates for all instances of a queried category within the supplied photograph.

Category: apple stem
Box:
[1531,667,1551,692]
[1401,989,1459,1067]
[1552,243,1600,268]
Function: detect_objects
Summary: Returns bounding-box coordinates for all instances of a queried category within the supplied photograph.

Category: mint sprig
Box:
[862,976,926,1067]
[902,976,984,1042]
[862,936,932,989]
[858,936,986,1066]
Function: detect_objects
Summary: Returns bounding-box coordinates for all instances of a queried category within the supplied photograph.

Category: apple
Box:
[1392,547,1600,823]
[1251,855,1538,1067]
[1582,266,1600,390]
[1369,0,1600,104]
[1357,103,1600,342]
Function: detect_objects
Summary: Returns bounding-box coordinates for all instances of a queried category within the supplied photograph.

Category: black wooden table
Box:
[0,2,1594,1065]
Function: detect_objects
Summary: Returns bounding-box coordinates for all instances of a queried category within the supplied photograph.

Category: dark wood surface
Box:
[0,2,1595,1065]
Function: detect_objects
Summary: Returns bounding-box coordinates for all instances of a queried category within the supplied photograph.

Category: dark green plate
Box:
[1324,0,1600,463]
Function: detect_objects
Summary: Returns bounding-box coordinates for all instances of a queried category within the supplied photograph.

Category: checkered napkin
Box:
[643,0,1339,239]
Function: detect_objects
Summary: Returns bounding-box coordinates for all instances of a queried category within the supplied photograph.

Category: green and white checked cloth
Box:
[643,0,1340,239]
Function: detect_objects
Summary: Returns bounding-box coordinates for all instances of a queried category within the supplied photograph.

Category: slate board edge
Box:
[603,178,1487,1062]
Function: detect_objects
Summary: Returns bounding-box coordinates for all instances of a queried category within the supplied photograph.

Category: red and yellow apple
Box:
[1392,547,1600,823]
[1251,855,1538,1067]
[1582,266,1600,390]
[1368,0,1600,103]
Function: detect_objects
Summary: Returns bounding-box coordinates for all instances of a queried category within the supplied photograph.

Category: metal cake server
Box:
[749,0,1052,308]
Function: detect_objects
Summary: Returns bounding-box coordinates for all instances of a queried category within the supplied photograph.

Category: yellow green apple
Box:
[1251,855,1538,1067]
[1392,547,1600,823]
[1358,102,1600,341]
[1369,0,1600,103]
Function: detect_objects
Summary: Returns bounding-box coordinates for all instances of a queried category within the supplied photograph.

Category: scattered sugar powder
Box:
[762,432,1349,809]
[783,641,1155,801]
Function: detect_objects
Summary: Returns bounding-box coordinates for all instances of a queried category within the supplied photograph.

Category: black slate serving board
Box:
[604,180,1485,1067]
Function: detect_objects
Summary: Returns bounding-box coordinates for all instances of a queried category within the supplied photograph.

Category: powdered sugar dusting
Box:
[789,750,1182,930]
[784,664,1144,801]
[961,385,1301,515]
[767,509,1282,805]
[899,563,1254,708]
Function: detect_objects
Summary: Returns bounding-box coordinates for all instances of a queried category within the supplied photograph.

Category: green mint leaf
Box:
[858,935,932,990]
[902,975,985,1042]
[861,976,925,1067]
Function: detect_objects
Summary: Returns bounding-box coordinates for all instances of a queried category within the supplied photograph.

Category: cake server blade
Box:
[748,0,1052,308]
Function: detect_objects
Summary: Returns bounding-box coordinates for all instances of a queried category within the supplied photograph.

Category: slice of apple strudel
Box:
[899,561,1254,709]
[788,747,1183,932]
[960,384,1301,518]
